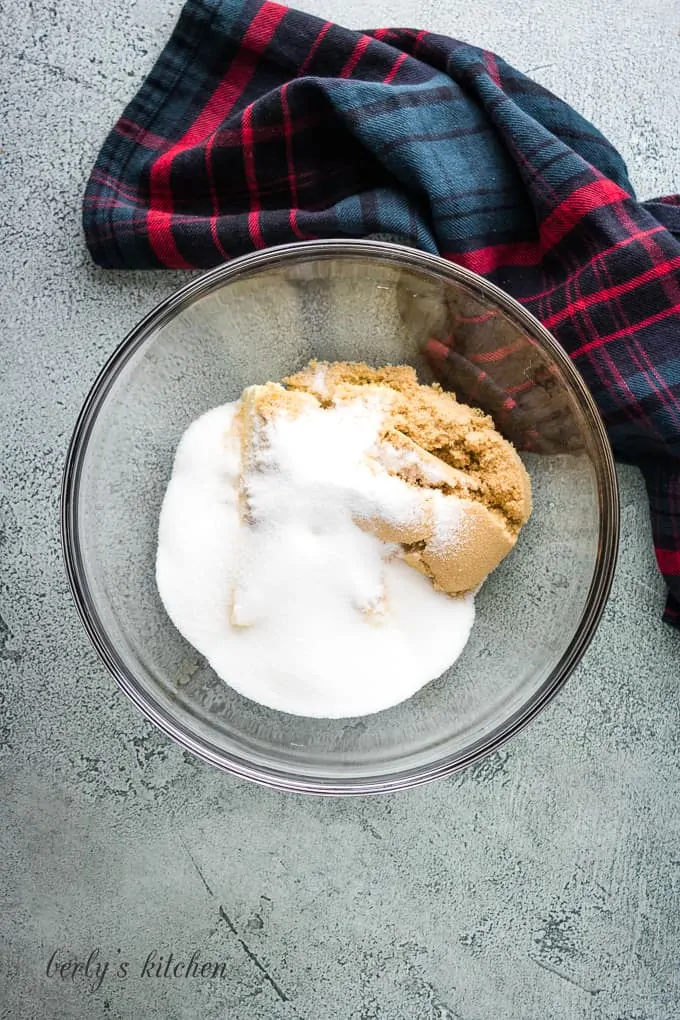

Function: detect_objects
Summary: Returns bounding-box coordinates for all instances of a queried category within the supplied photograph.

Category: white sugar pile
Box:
[156,396,474,718]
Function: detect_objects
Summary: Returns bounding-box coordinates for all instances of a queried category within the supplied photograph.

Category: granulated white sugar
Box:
[156,397,475,718]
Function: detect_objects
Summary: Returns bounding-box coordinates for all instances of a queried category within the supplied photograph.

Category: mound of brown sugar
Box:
[281,361,532,595]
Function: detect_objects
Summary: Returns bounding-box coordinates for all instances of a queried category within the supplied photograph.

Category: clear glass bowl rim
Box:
[61,239,620,796]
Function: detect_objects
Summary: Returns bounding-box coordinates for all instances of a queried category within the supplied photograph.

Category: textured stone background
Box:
[1,0,679,1017]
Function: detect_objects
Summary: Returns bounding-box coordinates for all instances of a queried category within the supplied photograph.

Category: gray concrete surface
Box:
[1,0,679,1017]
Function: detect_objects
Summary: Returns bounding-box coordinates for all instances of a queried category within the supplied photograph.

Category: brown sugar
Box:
[240,361,532,595]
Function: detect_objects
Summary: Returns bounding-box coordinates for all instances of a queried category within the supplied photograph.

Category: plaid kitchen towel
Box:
[83,0,680,627]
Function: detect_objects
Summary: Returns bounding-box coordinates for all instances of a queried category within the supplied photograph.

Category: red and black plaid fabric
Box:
[83,0,680,627]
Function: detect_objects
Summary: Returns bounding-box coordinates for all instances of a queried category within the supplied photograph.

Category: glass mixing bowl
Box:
[62,240,618,794]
